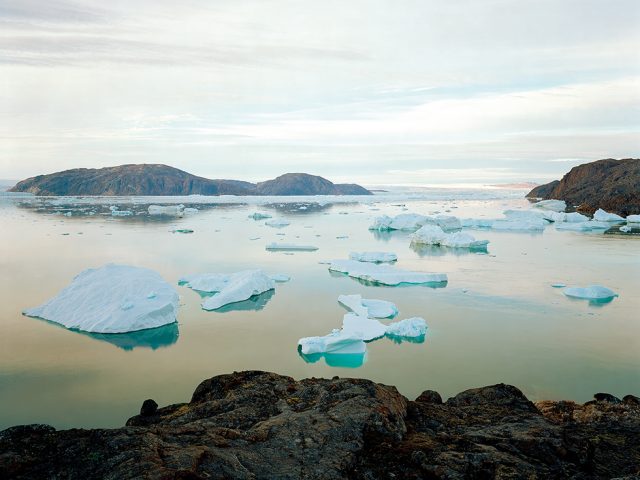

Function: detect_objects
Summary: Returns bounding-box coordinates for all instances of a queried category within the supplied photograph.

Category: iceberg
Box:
[179,269,275,311]
[532,199,566,212]
[148,205,184,216]
[619,225,632,233]
[338,294,398,319]
[593,208,624,222]
[503,210,546,221]
[461,218,494,228]
[249,212,272,220]
[369,213,428,231]
[269,274,291,282]
[183,207,199,215]
[298,331,366,355]
[265,218,290,227]
[329,259,447,286]
[349,251,398,263]
[266,243,319,251]
[565,212,589,223]
[491,218,546,231]
[341,312,388,341]
[427,215,462,231]
[627,214,640,223]
[385,317,427,339]
[411,225,489,248]
[555,221,611,231]
[23,264,179,334]
[563,285,618,301]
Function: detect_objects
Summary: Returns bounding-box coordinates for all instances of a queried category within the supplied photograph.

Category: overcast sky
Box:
[1,0,639,185]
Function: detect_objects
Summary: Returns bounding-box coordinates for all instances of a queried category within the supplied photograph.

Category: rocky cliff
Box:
[1,371,638,479]
[9,165,372,197]
[527,158,640,216]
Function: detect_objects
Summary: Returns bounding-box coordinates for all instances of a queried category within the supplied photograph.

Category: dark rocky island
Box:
[9,165,372,196]
[527,158,640,216]
[1,371,638,479]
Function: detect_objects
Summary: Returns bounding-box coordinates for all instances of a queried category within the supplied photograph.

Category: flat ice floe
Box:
[179,269,275,311]
[148,205,184,216]
[24,264,179,334]
[563,285,618,301]
[555,221,611,231]
[265,218,290,227]
[593,209,625,222]
[349,251,397,263]
[329,259,447,286]
[338,294,398,319]
[411,225,489,249]
[532,199,566,212]
[266,243,319,251]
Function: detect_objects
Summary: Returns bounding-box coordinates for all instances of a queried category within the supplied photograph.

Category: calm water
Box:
[1,190,638,429]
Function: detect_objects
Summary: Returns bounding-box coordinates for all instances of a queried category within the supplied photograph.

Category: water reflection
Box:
[386,333,426,344]
[298,350,367,368]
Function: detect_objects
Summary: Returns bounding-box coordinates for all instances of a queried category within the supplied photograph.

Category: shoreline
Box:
[2,370,638,479]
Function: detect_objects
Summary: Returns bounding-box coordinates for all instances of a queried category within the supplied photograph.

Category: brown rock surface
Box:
[1,371,639,479]
[527,158,640,216]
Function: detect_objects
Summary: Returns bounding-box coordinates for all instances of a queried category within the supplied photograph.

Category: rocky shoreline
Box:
[1,371,639,479]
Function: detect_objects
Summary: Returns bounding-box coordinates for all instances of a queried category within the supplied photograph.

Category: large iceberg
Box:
[338,294,398,319]
[24,264,179,334]
[411,225,489,248]
[532,199,566,212]
[329,259,447,286]
[179,269,275,311]
[349,251,398,263]
[563,285,618,301]
[148,205,184,216]
[593,208,625,222]
[627,214,640,223]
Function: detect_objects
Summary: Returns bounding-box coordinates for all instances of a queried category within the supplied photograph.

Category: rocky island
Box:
[8,164,372,197]
[527,158,640,216]
[1,371,638,479]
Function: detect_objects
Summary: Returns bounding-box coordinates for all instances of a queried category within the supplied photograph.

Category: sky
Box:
[1,0,639,186]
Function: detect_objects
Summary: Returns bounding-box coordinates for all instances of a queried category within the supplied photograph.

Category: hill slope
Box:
[527,158,640,215]
[9,165,371,196]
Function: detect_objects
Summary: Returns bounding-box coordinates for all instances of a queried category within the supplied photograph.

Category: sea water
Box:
[0,188,638,429]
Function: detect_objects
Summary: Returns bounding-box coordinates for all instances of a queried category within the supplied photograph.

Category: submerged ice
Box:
[24,264,179,334]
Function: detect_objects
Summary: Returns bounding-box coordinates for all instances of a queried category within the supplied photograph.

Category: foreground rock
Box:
[9,165,372,196]
[527,158,640,216]
[1,371,639,479]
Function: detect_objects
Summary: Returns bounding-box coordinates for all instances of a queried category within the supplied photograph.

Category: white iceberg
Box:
[385,317,427,338]
[626,214,640,223]
[491,218,546,231]
[503,210,546,221]
[266,243,318,251]
[532,199,566,212]
[249,212,272,220]
[426,215,462,231]
[148,205,184,216]
[179,269,275,311]
[593,208,624,222]
[461,218,494,228]
[265,218,290,227]
[369,213,428,231]
[411,225,489,248]
[349,252,398,263]
[563,285,618,301]
[555,221,611,231]
[338,294,398,319]
[329,259,447,286]
[298,331,366,355]
[23,264,179,334]
[341,312,388,341]
[269,274,291,282]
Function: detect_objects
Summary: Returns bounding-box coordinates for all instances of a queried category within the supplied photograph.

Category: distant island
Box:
[527,158,640,216]
[8,164,372,196]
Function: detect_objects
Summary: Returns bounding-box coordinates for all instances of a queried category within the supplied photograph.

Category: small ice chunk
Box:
[563,285,618,301]
[111,209,133,217]
[349,252,398,263]
[180,270,275,311]
[619,225,631,233]
[329,259,447,286]
[593,208,624,222]
[626,214,640,223]
[532,199,566,212]
[171,229,194,234]
[183,207,199,215]
[551,283,566,288]
[265,218,290,227]
[148,205,184,216]
[269,274,291,282]
[23,264,179,333]
[411,225,489,248]
[338,294,398,319]
[249,212,272,220]
[385,317,427,338]
[266,243,318,251]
